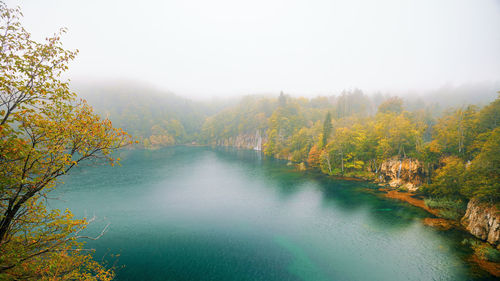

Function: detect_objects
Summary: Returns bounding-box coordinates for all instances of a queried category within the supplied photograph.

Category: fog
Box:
[8,0,500,99]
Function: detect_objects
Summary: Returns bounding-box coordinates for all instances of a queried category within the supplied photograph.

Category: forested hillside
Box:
[201,91,500,205]
[74,82,234,148]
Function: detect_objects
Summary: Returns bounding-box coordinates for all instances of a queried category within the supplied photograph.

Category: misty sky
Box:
[7,0,500,98]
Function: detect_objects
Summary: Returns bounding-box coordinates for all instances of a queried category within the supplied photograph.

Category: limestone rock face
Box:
[215,131,267,151]
[461,199,500,247]
[378,158,424,191]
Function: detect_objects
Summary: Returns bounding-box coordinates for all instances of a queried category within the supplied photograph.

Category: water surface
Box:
[54,147,493,280]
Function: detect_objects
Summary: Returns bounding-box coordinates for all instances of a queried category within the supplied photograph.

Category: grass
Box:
[438,209,462,220]
[424,197,467,220]
[424,197,466,210]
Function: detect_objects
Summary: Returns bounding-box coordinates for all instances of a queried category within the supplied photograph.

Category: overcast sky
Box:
[6,0,500,99]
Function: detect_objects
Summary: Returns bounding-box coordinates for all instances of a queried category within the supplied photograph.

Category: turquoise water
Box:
[53,147,494,280]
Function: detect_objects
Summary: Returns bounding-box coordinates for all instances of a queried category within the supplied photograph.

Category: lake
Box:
[53,146,494,280]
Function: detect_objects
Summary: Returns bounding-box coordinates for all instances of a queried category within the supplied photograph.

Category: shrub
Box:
[424,198,467,220]
[463,238,500,262]
[484,247,500,262]
[438,209,462,220]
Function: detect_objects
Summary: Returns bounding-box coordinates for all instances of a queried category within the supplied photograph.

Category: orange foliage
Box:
[307,145,322,168]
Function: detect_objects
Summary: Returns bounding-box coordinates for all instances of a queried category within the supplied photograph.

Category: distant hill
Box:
[71,80,233,146]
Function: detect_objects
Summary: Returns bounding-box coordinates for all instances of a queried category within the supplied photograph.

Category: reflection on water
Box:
[53,146,495,281]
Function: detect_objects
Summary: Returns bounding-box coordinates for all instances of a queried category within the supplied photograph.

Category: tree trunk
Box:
[341,150,344,174]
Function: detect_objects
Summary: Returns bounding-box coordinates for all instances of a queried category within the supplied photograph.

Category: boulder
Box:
[461,199,500,248]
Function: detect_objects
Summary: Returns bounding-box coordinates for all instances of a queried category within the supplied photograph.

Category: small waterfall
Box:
[254,130,262,151]
[397,160,402,180]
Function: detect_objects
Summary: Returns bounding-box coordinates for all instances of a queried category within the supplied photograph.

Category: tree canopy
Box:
[0,3,130,279]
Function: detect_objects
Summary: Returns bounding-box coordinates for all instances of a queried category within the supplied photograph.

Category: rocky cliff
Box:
[461,199,500,248]
[378,158,424,191]
[215,131,267,151]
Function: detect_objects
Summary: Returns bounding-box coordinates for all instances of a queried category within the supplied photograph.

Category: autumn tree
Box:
[476,93,500,132]
[265,101,304,157]
[290,127,313,162]
[307,145,321,168]
[278,91,287,107]
[334,89,372,118]
[432,106,479,159]
[373,111,423,159]
[325,127,362,174]
[322,111,332,148]
[0,3,130,279]
[421,156,466,199]
[463,128,500,202]
[377,97,403,114]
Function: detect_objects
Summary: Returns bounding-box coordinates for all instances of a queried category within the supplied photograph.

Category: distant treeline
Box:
[75,82,233,147]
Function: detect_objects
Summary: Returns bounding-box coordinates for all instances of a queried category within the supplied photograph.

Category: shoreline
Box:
[378,188,440,216]
[283,158,500,278]
[302,162,500,277]
[367,184,499,277]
